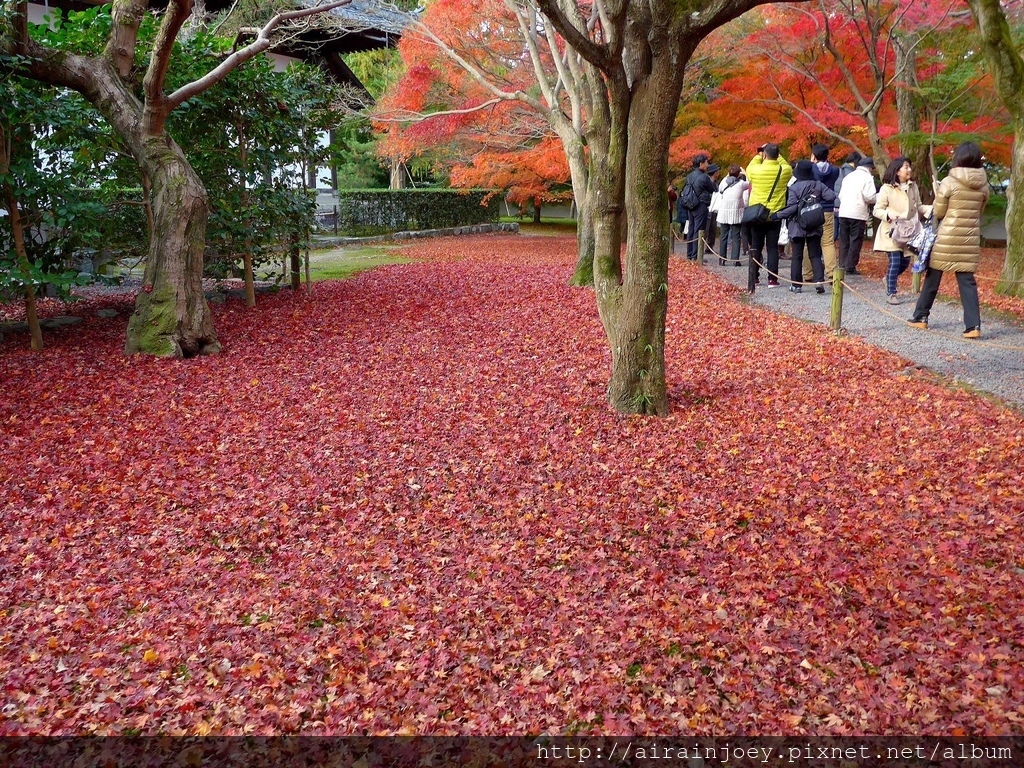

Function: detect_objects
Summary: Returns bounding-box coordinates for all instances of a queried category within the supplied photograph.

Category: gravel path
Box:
[698,252,1024,410]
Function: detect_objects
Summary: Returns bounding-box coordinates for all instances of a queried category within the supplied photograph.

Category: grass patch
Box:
[500,216,578,237]
[307,245,413,282]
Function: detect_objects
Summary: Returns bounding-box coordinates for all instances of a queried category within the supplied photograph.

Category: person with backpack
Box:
[745,143,793,286]
[801,144,841,285]
[773,160,836,293]
[677,153,718,261]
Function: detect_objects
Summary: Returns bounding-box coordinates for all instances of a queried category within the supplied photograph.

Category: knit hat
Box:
[858,156,875,168]
[706,164,720,175]
[793,159,815,181]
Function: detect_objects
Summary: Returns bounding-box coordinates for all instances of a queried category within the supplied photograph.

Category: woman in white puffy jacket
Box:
[716,165,750,265]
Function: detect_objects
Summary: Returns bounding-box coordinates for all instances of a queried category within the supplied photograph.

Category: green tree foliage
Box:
[2,6,350,313]
[166,28,345,278]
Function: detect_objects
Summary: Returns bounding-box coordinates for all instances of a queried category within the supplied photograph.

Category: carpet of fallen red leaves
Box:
[2,234,1023,736]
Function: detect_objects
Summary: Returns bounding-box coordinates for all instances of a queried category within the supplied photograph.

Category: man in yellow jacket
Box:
[746,143,793,287]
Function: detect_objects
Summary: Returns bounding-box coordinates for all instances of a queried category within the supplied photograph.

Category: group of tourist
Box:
[671,140,989,339]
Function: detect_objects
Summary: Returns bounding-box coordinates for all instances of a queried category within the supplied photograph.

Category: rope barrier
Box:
[856,248,1024,286]
[838,279,1024,351]
[700,239,745,266]
[677,229,1022,347]
[747,254,823,289]
[708,251,1024,350]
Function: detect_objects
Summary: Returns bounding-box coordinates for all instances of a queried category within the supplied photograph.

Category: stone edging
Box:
[312,222,519,247]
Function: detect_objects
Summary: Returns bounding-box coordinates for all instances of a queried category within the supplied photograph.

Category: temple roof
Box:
[34,0,412,92]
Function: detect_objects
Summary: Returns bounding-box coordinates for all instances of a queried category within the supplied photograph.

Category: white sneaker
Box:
[887,294,901,305]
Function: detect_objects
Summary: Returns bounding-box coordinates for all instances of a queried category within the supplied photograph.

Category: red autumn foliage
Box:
[374,0,571,205]
[2,235,1024,735]
[670,1,1011,172]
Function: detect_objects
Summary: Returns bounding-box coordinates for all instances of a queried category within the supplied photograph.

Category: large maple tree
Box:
[671,0,1009,181]
[532,0,781,415]
[375,0,598,284]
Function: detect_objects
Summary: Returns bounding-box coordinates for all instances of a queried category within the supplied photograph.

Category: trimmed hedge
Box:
[332,189,500,236]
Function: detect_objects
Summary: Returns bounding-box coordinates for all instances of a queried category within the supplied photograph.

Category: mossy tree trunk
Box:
[0,122,44,351]
[967,0,1024,297]
[125,141,219,356]
[536,0,772,415]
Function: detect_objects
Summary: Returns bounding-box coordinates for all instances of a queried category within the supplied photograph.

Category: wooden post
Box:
[830,267,845,332]
[697,231,705,266]
[746,249,757,293]
[912,271,921,295]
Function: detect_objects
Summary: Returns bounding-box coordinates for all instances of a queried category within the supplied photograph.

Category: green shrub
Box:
[332,189,500,236]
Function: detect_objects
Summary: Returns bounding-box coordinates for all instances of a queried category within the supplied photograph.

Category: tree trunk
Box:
[894,38,931,191]
[290,233,301,291]
[125,142,220,356]
[533,198,542,223]
[390,157,406,189]
[967,0,1024,297]
[570,208,596,287]
[605,33,680,416]
[238,122,256,308]
[2,188,44,351]
[566,149,594,287]
[0,128,44,351]
[587,82,637,411]
[998,117,1024,297]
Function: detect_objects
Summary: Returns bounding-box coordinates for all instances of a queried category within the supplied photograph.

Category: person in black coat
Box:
[772,159,837,293]
[678,153,718,261]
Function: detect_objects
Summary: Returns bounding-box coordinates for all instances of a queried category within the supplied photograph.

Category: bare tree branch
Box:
[165,0,352,110]
[373,98,507,122]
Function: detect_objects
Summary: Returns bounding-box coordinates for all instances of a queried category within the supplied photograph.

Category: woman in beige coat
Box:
[873,157,930,304]
[909,141,990,338]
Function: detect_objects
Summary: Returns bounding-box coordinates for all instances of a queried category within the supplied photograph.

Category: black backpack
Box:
[678,183,701,211]
[795,185,825,230]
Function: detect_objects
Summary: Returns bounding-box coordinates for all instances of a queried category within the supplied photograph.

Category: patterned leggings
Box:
[885,251,910,295]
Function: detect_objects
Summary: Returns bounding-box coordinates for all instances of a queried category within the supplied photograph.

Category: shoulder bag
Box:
[741,166,782,225]
[891,216,923,247]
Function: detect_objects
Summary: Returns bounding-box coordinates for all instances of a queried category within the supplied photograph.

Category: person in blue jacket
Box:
[677,153,718,260]
[800,144,840,284]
